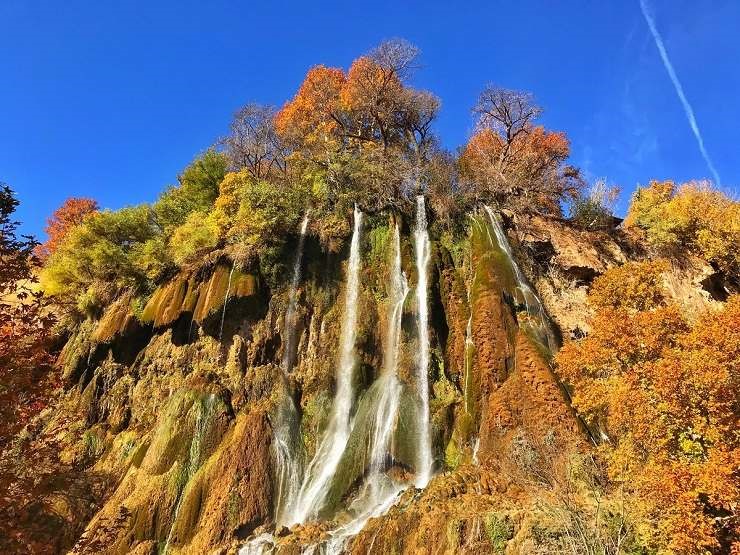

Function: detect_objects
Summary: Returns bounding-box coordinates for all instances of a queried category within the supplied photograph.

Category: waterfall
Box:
[219,265,235,341]
[463,313,474,416]
[286,206,364,526]
[272,393,304,526]
[282,212,310,373]
[413,196,433,488]
[483,206,557,352]
[164,394,217,554]
[319,221,409,555]
[272,213,311,526]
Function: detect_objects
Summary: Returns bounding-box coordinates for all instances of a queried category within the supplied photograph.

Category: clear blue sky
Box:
[2,0,738,238]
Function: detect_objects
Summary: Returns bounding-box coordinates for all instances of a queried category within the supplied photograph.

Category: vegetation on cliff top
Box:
[34,39,597,321]
[557,262,739,552]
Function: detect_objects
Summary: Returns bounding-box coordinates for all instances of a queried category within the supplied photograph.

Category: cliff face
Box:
[8,208,720,554]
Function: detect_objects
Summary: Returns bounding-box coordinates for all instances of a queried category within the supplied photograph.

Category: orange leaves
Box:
[35,197,98,262]
[459,128,505,172]
[587,260,669,311]
[556,262,739,552]
[340,56,393,110]
[459,124,575,213]
[461,125,570,178]
[274,65,346,148]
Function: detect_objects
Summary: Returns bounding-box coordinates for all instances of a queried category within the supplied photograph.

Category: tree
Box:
[153,149,228,234]
[222,103,288,179]
[556,261,739,553]
[40,205,161,315]
[34,197,98,261]
[275,40,440,212]
[624,180,739,276]
[274,65,347,155]
[474,86,542,147]
[0,185,56,448]
[460,86,582,214]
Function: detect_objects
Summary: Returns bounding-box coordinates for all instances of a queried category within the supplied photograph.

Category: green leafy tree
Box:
[169,211,220,265]
[40,205,160,315]
[153,149,228,233]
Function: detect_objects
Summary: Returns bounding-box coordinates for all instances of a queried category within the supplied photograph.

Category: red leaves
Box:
[34,197,98,262]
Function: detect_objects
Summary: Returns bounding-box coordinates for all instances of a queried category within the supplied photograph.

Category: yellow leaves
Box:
[587,260,669,311]
[556,258,739,552]
[624,180,740,274]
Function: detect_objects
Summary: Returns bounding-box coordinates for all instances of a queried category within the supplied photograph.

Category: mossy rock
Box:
[140,265,262,330]
[321,378,419,514]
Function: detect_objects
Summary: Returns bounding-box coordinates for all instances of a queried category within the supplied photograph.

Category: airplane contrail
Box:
[639,0,722,187]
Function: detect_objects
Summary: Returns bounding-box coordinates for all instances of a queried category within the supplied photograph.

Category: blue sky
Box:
[2,0,738,238]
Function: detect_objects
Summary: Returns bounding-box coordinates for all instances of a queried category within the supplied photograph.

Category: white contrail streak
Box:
[640,0,722,186]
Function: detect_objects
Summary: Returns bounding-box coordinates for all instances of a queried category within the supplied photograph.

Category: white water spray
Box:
[272,213,311,526]
[219,265,235,341]
[463,312,474,416]
[282,212,311,373]
[164,394,217,554]
[286,206,364,525]
[483,206,556,352]
[319,222,409,554]
[413,196,433,488]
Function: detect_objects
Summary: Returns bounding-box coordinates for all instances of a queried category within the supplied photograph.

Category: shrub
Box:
[169,211,220,265]
[624,180,739,275]
[569,179,619,230]
[587,260,668,312]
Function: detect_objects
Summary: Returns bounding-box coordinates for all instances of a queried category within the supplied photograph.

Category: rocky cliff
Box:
[7,206,724,555]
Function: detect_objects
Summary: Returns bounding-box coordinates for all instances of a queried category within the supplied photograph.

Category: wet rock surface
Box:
[4,212,720,554]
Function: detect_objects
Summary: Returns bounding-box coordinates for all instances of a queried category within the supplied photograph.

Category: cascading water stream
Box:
[282,212,311,373]
[483,206,557,352]
[272,212,311,527]
[285,206,364,526]
[164,394,217,554]
[319,221,409,555]
[219,265,235,341]
[463,312,474,416]
[413,196,433,488]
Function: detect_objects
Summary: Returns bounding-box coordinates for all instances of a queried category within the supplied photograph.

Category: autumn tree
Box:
[274,65,347,156]
[624,180,739,277]
[222,103,288,179]
[41,205,161,316]
[0,185,56,448]
[556,260,739,553]
[275,40,441,215]
[33,197,98,261]
[459,86,582,214]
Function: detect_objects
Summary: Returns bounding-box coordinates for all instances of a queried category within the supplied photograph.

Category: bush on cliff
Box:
[557,262,739,553]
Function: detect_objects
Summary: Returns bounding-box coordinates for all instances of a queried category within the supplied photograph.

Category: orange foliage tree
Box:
[274,40,440,214]
[34,196,98,261]
[274,64,347,153]
[557,260,739,553]
[459,86,582,214]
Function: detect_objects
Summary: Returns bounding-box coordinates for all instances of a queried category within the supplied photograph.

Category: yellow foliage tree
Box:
[624,180,740,275]
[557,261,739,553]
